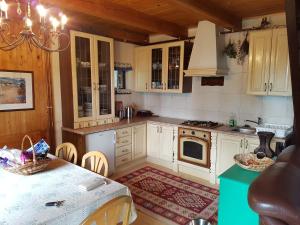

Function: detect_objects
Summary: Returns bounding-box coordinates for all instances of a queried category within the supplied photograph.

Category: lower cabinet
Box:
[147,122,177,164]
[132,124,147,160]
[115,123,147,168]
[217,134,243,176]
[216,133,279,176]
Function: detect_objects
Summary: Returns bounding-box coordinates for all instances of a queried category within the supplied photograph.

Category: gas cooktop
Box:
[181,120,221,129]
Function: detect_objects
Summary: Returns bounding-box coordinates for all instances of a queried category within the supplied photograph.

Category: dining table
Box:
[0,156,137,225]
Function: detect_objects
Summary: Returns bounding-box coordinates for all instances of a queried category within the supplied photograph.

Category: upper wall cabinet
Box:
[60,31,117,129]
[247,28,292,96]
[135,41,193,93]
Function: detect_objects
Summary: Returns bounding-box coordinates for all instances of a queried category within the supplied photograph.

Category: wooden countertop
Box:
[62,116,286,142]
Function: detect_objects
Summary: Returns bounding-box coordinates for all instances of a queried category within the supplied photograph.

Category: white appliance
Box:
[184,21,228,77]
[85,130,116,176]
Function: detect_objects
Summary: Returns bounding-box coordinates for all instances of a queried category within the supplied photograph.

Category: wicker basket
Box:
[5,135,49,175]
[234,153,274,172]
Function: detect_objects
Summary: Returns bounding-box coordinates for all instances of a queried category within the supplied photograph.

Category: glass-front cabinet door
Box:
[150,46,164,91]
[71,31,95,121]
[95,37,114,119]
[165,42,183,92]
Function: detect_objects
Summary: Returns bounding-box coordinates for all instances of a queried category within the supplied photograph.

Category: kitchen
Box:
[0,1,298,225]
[58,12,292,224]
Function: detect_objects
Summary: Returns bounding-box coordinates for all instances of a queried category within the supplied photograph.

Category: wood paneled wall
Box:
[0,40,54,149]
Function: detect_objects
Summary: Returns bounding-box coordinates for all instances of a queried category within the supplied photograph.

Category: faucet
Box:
[245,117,263,126]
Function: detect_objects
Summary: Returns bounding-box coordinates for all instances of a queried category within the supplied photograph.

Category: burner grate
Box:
[181,120,220,128]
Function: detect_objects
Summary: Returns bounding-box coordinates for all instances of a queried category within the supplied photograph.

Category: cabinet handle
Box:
[164,82,167,90]
[145,83,148,90]
[264,83,267,92]
[270,83,273,92]
[157,126,159,133]
[240,139,243,148]
[245,140,249,149]
[160,127,162,133]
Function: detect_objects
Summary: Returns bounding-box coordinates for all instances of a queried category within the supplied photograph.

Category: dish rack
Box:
[255,123,293,138]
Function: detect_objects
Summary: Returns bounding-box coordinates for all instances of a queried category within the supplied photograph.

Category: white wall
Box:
[115,13,294,126]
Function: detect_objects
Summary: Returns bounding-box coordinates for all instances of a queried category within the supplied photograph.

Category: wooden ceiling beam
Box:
[164,0,242,29]
[68,20,149,45]
[40,0,188,38]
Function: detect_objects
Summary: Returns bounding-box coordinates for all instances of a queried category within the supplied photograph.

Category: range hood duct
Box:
[184,21,228,77]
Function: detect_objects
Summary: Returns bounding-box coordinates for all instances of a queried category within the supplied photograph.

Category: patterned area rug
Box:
[116,166,219,225]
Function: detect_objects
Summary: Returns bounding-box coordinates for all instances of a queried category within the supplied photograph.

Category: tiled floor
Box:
[111,162,219,225]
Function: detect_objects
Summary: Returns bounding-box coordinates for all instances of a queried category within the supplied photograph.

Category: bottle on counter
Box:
[229,113,237,127]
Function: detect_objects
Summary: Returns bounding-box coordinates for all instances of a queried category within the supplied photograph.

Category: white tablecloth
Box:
[0,158,137,225]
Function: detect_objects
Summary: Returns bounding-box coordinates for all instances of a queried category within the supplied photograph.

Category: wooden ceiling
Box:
[39,0,285,45]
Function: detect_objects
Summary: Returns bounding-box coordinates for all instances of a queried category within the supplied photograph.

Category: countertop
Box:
[62,116,286,142]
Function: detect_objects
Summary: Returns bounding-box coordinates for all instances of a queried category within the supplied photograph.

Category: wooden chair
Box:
[80,196,132,225]
[55,142,78,164]
[81,151,109,177]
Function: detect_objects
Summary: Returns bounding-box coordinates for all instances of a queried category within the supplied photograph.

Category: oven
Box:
[178,127,211,168]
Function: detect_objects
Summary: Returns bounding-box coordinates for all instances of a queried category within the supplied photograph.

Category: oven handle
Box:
[179,136,208,143]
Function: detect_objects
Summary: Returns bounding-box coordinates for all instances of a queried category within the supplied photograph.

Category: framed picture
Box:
[0,70,34,111]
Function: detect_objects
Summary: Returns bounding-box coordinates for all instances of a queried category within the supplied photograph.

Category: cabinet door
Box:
[135,47,150,92]
[150,46,165,92]
[94,36,115,119]
[71,31,96,122]
[147,123,160,158]
[165,42,184,93]
[217,134,243,176]
[159,126,175,162]
[247,30,273,95]
[269,28,292,96]
[132,124,147,159]
[244,137,260,154]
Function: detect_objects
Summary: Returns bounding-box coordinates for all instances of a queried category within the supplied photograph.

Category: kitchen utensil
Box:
[136,110,154,117]
[45,200,65,207]
[118,109,125,119]
[125,106,134,119]
[188,217,213,225]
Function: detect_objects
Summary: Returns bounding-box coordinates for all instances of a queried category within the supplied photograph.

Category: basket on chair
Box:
[5,135,49,175]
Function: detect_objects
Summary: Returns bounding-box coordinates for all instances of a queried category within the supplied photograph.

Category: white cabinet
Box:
[115,127,132,167]
[269,28,292,96]
[134,41,192,93]
[216,133,281,176]
[160,126,175,162]
[147,123,161,158]
[132,124,147,159]
[135,47,150,92]
[244,137,260,154]
[216,134,242,176]
[247,28,292,96]
[115,124,147,167]
[147,122,177,164]
[60,30,118,129]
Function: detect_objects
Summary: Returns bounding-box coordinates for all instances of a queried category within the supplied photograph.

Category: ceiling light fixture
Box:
[0,0,70,52]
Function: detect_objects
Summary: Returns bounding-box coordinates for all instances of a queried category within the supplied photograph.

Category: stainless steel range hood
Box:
[184,21,228,77]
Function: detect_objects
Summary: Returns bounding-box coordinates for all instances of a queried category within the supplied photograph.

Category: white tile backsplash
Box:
[117,63,294,127]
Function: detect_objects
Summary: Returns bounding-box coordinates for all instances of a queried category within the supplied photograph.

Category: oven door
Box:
[179,136,210,168]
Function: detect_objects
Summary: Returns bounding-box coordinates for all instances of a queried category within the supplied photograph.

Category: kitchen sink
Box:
[231,127,256,134]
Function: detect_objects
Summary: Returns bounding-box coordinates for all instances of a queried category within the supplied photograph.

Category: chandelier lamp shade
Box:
[0,0,70,52]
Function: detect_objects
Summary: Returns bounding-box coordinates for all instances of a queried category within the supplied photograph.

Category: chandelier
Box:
[0,0,70,52]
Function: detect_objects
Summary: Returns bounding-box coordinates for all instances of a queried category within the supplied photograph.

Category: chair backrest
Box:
[80,196,132,225]
[81,151,109,177]
[55,142,78,164]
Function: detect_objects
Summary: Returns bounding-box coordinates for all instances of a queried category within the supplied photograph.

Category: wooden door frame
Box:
[44,52,56,152]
